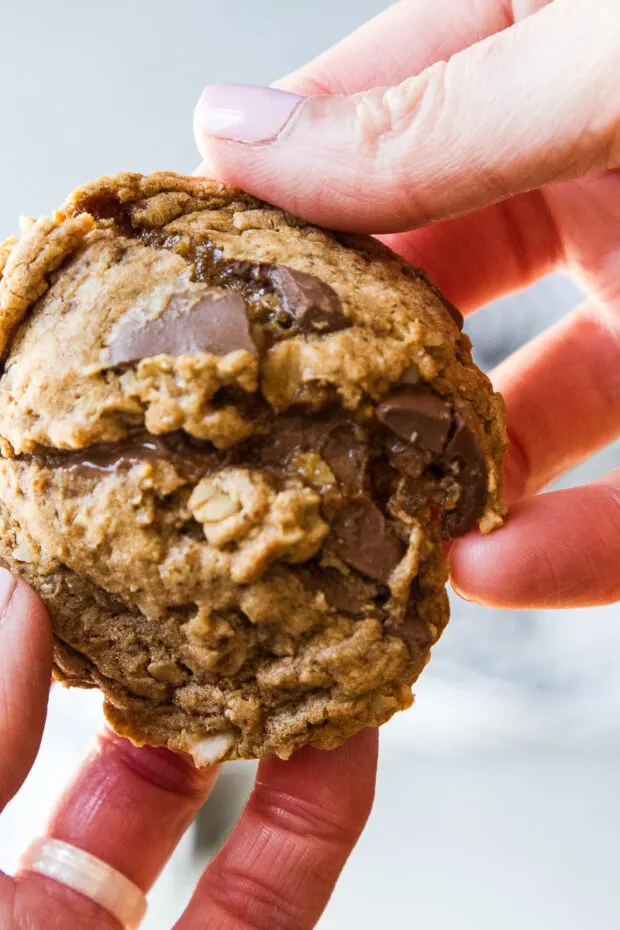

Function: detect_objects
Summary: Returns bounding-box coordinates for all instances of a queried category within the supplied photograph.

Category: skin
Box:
[2,1,618,926]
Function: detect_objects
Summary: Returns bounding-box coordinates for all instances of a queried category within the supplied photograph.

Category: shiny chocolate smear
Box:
[108,289,256,366]
[58,431,220,478]
[332,500,405,584]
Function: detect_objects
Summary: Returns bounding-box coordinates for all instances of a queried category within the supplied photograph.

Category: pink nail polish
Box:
[196,83,304,144]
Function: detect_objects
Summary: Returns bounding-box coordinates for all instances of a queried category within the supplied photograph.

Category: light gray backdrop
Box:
[1,2,619,929]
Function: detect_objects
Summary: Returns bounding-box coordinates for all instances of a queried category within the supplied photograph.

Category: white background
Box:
[0,2,619,928]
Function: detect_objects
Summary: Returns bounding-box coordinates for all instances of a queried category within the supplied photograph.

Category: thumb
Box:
[0,569,52,811]
[194,0,619,232]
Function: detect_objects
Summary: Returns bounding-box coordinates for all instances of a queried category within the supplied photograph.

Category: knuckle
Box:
[353,62,449,164]
[351,62,464,226]
[250,783,362,848]
[207,868,309,930]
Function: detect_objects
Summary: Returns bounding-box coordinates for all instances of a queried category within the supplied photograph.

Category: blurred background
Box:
[0,2,618,928]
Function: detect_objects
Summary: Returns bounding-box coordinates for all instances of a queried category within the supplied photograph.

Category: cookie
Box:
[0,172,507,764]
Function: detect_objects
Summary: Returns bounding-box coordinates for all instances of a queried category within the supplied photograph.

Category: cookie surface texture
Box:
[0,172,507,764]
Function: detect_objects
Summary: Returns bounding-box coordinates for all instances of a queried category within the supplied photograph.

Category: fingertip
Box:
[257,729,378,824]
[450,480,620,609]
[0,571,52,808]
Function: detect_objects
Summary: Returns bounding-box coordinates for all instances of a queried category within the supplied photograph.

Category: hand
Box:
[0,570,376,928]
[194,0,620,610]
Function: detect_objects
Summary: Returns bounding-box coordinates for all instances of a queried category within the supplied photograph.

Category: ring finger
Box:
[16,729,218,895]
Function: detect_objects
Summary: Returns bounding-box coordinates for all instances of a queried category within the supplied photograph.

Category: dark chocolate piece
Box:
[384,608,433,656]
[262,413,367,486]
[320,421,367,485]
[332,500,405,584]
[383,580,432,654]
[223,262,349,335]
[299,568,370,615]
[441,415,487,537]
[266,266,349,334]
[383,438,426,479]
[108,289,256,365]
[377,384,488,537]
[376,387,452,455]
[441,296,464,330]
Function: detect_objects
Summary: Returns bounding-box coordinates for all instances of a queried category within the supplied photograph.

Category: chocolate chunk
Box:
[441,415,487,537]
[384,438,426,479]
[376,382,487,537]
[299,568,370,615]
[266,266,349,334]
[376,387,453,455]
[320,422,367,485]
[223,262,349,335]
[262,413,367,486]
[332,500,405,584]
[108,289,256,365]
[384,597,434,656]
[441,296,464,330]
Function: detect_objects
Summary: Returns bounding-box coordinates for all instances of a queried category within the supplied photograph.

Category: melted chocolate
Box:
[57,432,221,479]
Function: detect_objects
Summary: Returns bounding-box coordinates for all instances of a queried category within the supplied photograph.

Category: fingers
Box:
[18,729,218,893]
[0,570,51,811]
[194,1,620,232]
[379,191,562,315]
[176,729,378,930]
[274,0,518,96]
[450,291,620,609]
[450,470,620,608]
[495,299,620,504]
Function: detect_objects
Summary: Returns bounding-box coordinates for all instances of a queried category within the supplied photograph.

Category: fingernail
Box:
[195,83,304,144]
[0,568,17,630]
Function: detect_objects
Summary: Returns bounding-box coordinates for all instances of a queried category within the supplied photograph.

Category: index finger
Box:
[176,730,378,930]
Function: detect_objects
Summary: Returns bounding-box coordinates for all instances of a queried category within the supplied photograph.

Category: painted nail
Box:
[195,83,304,144]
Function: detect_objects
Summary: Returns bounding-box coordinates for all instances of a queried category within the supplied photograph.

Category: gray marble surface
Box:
[1,2,618,928]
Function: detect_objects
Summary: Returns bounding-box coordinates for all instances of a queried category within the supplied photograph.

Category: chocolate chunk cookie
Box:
[0,172,507,764]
